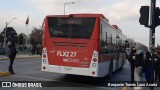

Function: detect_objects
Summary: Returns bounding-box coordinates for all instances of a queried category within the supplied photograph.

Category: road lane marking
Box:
[0,71,11,77]
[12,75,53,81]
[11,75,120,89]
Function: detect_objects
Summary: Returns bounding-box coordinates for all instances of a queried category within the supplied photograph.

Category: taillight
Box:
[94,53,98,57]
[92,63,96,67]
[43,54,46,58]
[43,59,46,63]
[93,58,97,62]
[42,48,48,72]
[43,49,46,53]
[43,66,46,70]
[92,71,95,75]
[90,50,98,69]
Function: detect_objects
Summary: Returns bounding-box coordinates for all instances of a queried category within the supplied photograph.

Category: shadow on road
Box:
[59,69,123,87]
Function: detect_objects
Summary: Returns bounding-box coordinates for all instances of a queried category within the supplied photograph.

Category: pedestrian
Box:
[154,51,158,81]
[8,42,17,74]
[33,45,36,55]
[31,45,36,55]
[39,45,43,56]
[128,47,136,84]
[143,51,153,84]
[134,47,144,90]
[36,45,40,55]
[155,50,160,81]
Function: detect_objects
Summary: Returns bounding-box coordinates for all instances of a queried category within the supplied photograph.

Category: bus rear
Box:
[42,14,101,77]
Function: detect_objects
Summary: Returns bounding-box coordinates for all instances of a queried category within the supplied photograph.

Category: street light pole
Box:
[3,18,17,47]
[64,2,75,15]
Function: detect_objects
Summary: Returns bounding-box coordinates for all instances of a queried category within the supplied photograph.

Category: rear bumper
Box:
[41,64,98,77]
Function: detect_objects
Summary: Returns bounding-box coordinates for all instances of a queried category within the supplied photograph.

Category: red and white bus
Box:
[42,14,127,78]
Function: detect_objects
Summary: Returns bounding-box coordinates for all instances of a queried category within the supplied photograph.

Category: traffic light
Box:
[139,6,149,26]
[155,7,160,27]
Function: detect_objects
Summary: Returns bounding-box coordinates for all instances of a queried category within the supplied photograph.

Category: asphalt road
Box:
[0,58,159,90]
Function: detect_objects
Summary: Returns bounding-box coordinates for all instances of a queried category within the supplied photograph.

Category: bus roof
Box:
[112,25,122,33]
[46,13,109,23]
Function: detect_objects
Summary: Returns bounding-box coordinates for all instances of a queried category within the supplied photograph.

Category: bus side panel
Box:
[99,54,112,77]
[44,17,50,38]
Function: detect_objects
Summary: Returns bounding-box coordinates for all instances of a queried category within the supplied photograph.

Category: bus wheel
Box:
[108,60,113,79]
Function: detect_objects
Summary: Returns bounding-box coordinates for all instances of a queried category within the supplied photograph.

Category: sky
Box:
[0,0,160,47]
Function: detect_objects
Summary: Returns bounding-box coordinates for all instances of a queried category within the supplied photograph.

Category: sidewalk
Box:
[0,54,41,60]
[120,60,160,90]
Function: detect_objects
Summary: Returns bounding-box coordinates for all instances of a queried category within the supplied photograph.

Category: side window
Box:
[100,24,108,54]
[105,32,108,45]
[100,25,104,54]
[105,32,108,53]
[100,25,102,40]
[109,34,113,53]
[120,39,123,53]
[110,34,112,46]
[118,39,121,53]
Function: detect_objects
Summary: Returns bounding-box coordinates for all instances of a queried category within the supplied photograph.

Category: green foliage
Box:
[0,27,17,46]
[17,33,24,45]
[0,34,4,43]
[0,26,43,46]
[29,27,43,45]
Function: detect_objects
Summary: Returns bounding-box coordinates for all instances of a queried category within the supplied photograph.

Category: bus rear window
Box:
[48,17,96,39]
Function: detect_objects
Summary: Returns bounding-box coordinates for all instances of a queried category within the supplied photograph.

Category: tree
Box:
[0,33,4,47]
[127,38,135,48]
[1,27,17,39]
[29,27,43,45]
[135,42,148,51]
[0,27,17,46]
[17,33,24,45]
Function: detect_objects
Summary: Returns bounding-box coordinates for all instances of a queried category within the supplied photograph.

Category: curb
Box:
[0,56,41,61]
[0,72,11,77]
[122,86,128,90]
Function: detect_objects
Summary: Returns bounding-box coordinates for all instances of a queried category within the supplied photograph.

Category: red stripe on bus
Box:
[99,54,116,63]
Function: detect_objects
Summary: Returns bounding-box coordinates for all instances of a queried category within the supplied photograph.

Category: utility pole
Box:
[150,0,156,90]
[139,0,160,89]
[150,0,156,50]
